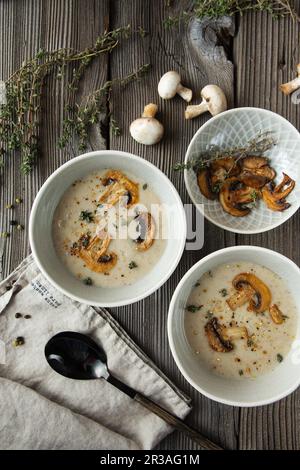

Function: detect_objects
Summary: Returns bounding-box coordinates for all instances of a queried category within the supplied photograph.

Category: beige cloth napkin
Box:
[0,255,191,450]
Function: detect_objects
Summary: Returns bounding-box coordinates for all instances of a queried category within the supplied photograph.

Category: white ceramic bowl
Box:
[168,246,300,407]
[29,150,186,307]
[184,108,300,234]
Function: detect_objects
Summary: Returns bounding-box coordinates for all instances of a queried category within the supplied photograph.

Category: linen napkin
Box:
[0,255,191,450]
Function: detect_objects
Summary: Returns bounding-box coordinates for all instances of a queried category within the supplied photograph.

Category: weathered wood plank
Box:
[234,6,300,450]
[109,0,238,450]
[0,0,109,278]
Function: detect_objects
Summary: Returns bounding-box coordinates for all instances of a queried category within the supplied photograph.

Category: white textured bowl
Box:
[184,108,300,234]
[168,246,300,407]
[29,150,186,307]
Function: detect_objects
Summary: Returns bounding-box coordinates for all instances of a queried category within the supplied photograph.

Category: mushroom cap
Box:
[200,84,227,116]
[158,71,181,99]
[130,117,164,145]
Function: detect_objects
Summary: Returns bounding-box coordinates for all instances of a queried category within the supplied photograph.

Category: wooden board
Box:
[0,0,299,450]
[234,7,300,450]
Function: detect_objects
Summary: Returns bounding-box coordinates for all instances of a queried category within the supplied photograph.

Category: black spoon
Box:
[45,331,223,450]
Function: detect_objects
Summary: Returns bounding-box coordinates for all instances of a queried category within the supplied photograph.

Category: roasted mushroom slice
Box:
[241,156,269,170]
[222,326,249,341]
[262,173,295,212]
[100,170,139,207]
[210,157,240,178]
[205,317,234,353]
[269,304,284,325]
[227,285,254,310]
[77,234,117,273]
[197,168,217,200]
[239,172,268,189]
[133,212,155,251]
[239,165,276,189]
[232,273,271,313]
[219,178,251,217]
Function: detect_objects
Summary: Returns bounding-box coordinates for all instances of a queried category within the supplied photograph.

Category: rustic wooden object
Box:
[0,0,299,450]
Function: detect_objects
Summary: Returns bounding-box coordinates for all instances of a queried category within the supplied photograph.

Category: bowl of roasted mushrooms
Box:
[184,107,300,234]
[168,245,300,406]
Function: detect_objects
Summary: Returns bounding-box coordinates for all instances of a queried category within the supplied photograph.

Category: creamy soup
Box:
[52,169,166,287]
[184,262,298,379]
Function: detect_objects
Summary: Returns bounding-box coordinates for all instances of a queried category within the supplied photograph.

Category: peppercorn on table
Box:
[0,0,300,450]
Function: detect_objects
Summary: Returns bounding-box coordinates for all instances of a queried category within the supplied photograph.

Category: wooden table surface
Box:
[1,0,300,450]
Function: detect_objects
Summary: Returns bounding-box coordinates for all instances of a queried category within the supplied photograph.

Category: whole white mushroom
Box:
[185,85,227,120]
[158,71,192,102]
[130,103,164,145]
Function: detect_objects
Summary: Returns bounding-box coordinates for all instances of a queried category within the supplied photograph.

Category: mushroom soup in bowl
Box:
[168,246,300,407]
[52,168,166,288]
[29,150,186,307]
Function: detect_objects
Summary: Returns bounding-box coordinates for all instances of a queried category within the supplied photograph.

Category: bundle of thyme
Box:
[0,25,148,174]
[59,63,150,152]
[164,0,300,27]
[173,130,276,172]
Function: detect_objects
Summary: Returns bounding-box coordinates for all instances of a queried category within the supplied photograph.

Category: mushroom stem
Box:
[280,64,300,95]
[185,84,227,120]
[176,83,193,102]
[185,101,209,119]
[142,103,158,118]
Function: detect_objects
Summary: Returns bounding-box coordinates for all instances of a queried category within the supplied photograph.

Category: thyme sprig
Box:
[59,63,150,151]
[164,0,300,27]
[0,25,148,173]
[173,130,276,173]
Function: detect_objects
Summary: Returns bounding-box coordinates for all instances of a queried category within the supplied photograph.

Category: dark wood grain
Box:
[0,0,109,279]
[109,0,237,450]
[1,0,300,451]
[234,5,300,450]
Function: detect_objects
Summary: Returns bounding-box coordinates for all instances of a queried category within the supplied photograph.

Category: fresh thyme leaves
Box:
[79,211,94,223]
[164,1,300,27]
[59,63,150,152]
[219,288,228,297]
[110,117,121,137]
[186,304,203,312]
[128,261,138,269]
[83,277,93,286]
[277,353,284,363]
[173,131,276,173]
[0,26,149,173]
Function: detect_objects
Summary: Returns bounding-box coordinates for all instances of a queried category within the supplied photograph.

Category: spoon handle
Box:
[106,375,222,450]
[134,393,223,451]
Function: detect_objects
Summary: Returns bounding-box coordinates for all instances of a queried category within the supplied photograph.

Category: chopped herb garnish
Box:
[83,277,93,286]
[9,220,17,226]
[79,210,94,223]
[15,312,22,319]
[247,338,254,348]
[80,233,91,248]
[239,369,244,376]
[129,261,138,269]
[142,183,148,190]
[16,224,24,231]
[250,190,259,201]
[194,282,200,287]
[277,353,283,363]
[205,311,213,319]
[219,288,228,297]
[6,203,14,209]
[12,336,25,347]
[186,304,202,313]
[24,315,31,319]
[15,197,22,204]
[208,270,213,277]
[1,231,10,238]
